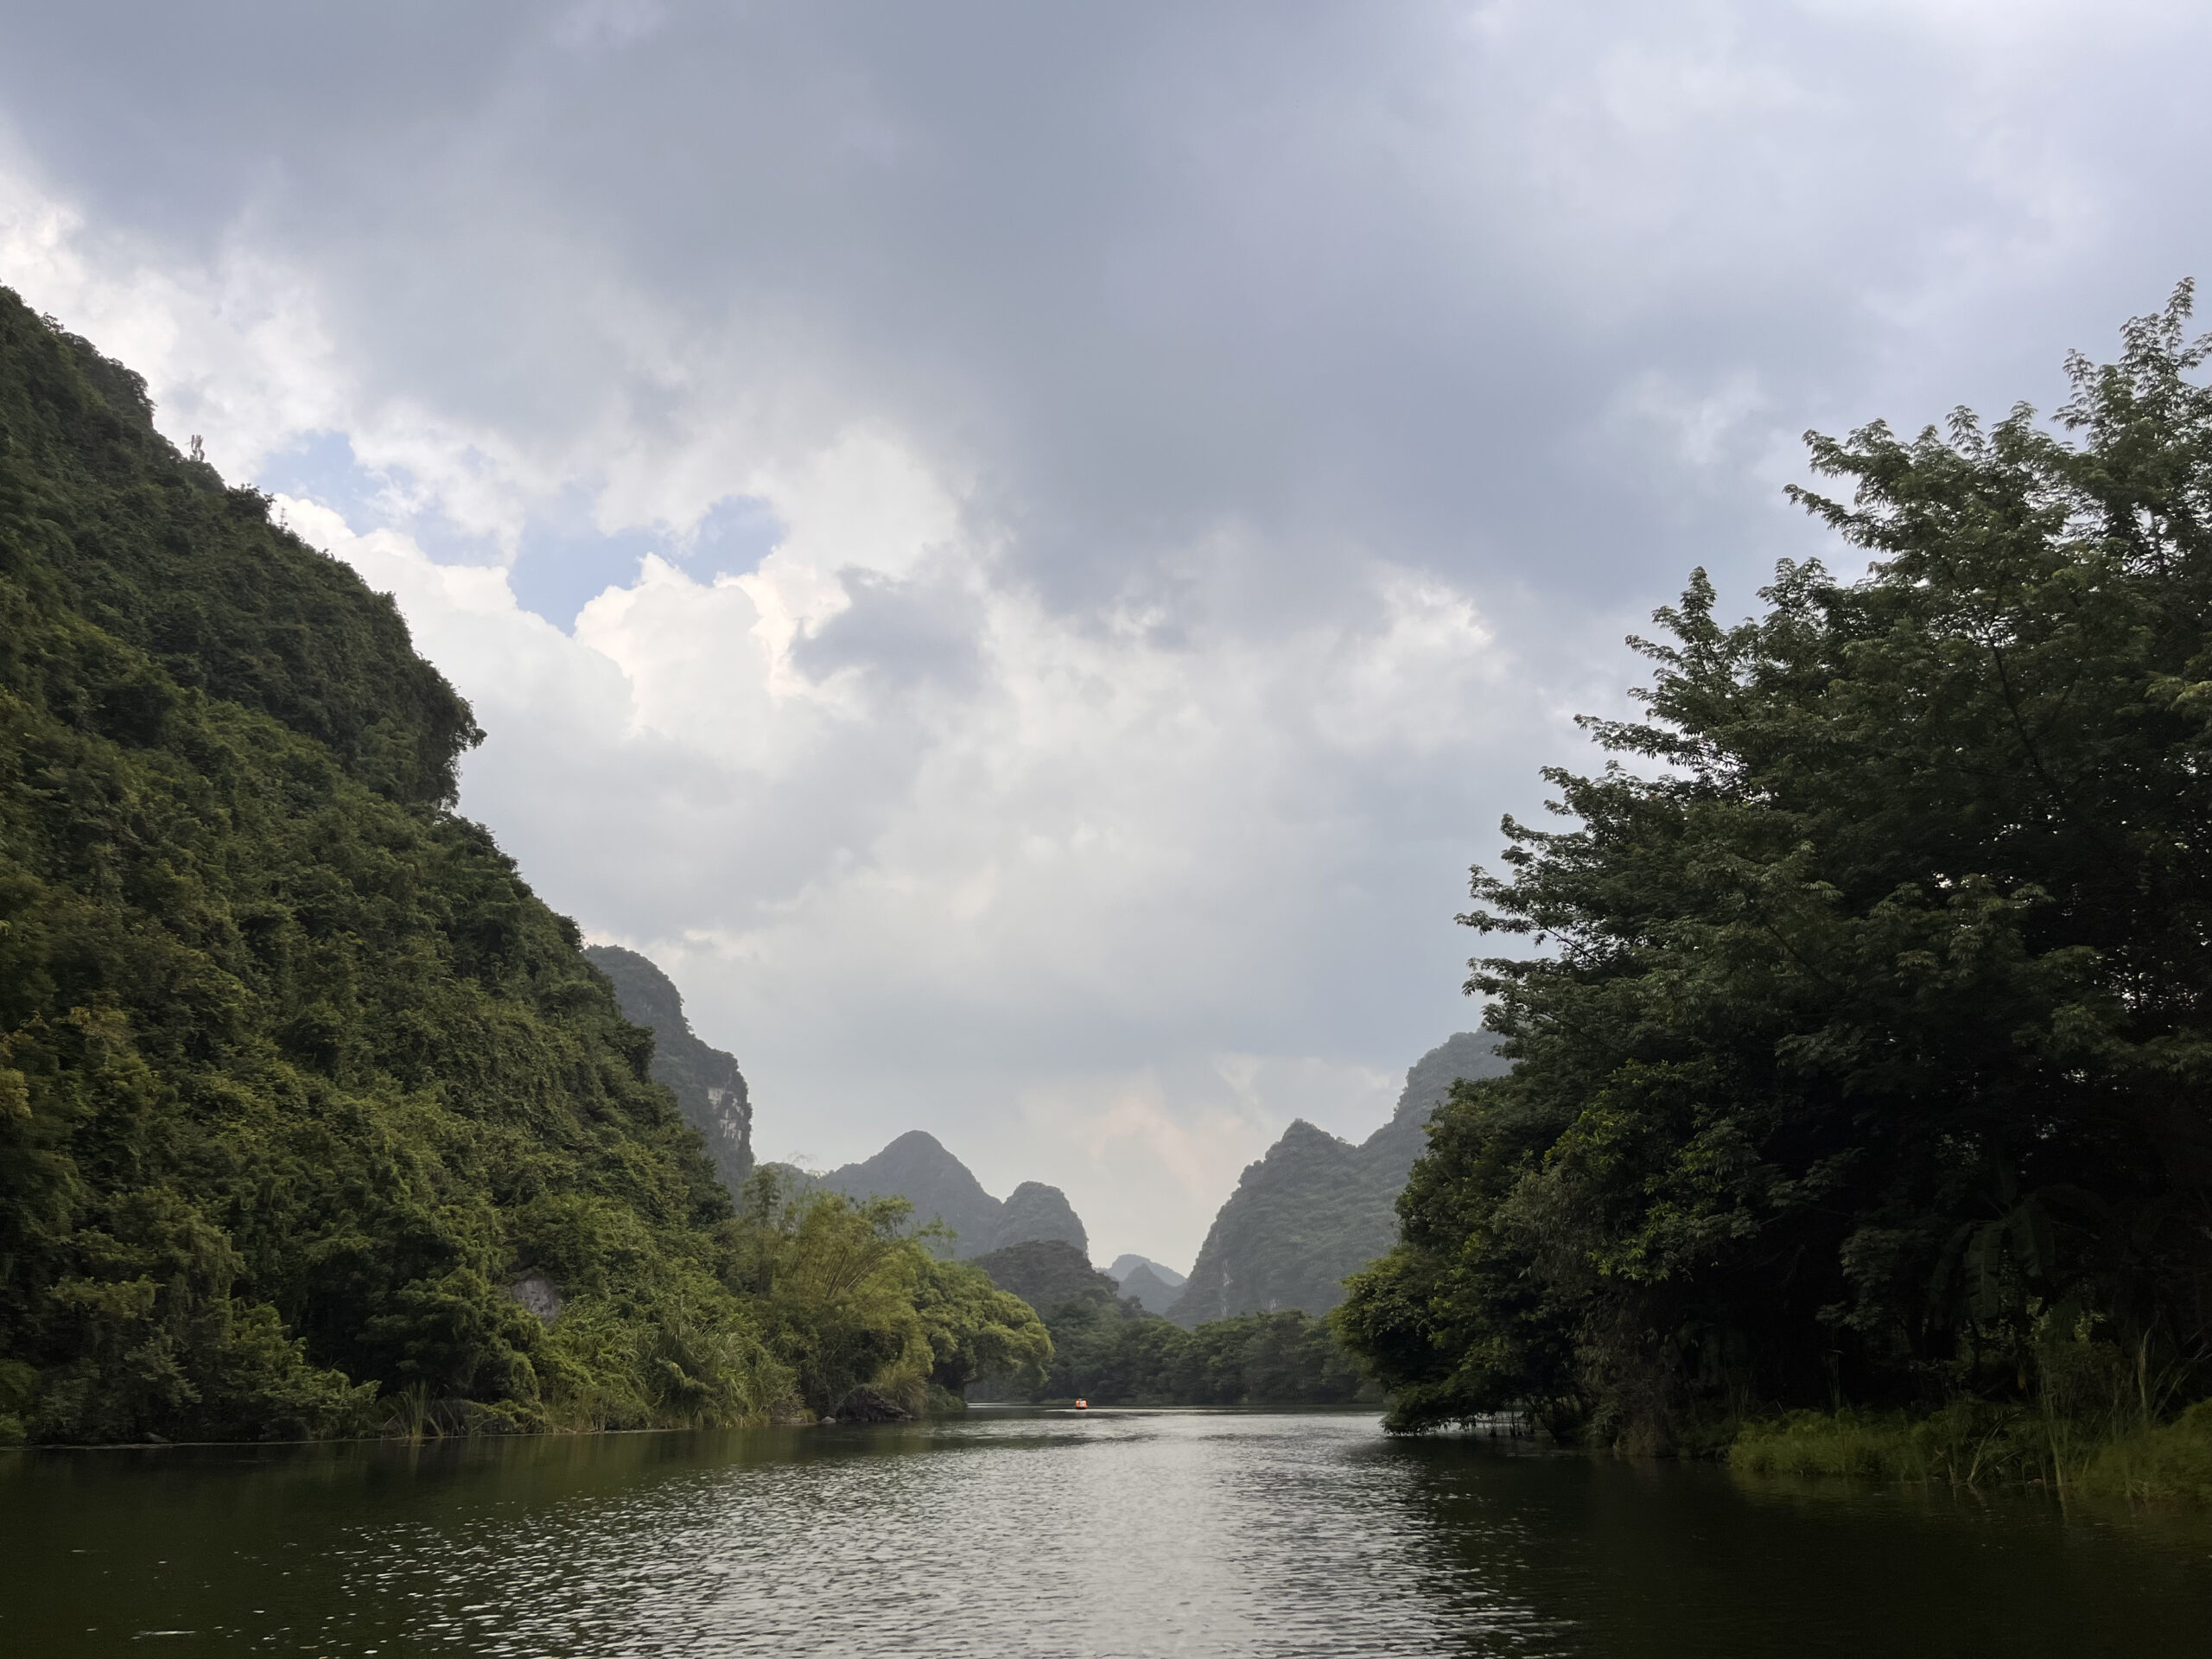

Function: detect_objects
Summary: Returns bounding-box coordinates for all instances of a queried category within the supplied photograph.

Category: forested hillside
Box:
[1169,1034,1506,1324]
[0,295,1046,1442]
[1340,292,2212,1462]
[585,944,753,1193]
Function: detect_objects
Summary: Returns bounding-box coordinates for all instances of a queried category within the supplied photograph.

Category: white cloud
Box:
[0,145,346,474]
[9,0,2212,1261]
[266,456,1516,1263]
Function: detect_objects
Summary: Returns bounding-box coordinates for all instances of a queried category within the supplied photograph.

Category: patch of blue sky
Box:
[254,429,506,572]
[509,514,662,629]
[254,429,390,537]
[687,493,785,577]
[256,429,788,631]
[505,488,785,629]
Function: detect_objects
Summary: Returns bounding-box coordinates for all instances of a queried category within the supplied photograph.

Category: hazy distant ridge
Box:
[1108,1253,1188,1314]
[1166,1034,1510,1325]
[823,1131,1089,1258]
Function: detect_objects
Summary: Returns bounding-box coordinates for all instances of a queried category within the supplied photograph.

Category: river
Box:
[3,1409,2207,1656]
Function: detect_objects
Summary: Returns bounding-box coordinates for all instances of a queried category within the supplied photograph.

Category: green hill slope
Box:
[0,292,778,1443]
[969,1239,1125,1313]
[584,945,753,1193]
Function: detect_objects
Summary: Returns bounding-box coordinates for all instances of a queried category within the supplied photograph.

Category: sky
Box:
[3,1,2209,1269]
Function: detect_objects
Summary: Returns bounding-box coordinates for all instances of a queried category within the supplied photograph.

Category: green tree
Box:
[0,289,781,1442]
[911,1256,1052,1396]
[1340,289,2212,1446]
[726,1170,937,1414]
[1015,1294,1376,1407]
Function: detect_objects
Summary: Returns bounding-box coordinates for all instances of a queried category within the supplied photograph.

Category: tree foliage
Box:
[0,289,794,1440]
[1339,289,2212,1446]
[1034,1299,1378,1408]
[726,1170,1050,1414]
[0,291,1050,1442]
[962,1238,1376,1406]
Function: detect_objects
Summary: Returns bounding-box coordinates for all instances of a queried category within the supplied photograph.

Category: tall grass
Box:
[1732,1325,2212,1501]
[1732,1401,2212,1502]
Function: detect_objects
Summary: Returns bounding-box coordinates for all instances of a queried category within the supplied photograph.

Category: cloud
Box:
[6,2,2212,1261]
[270,456,1528,1260]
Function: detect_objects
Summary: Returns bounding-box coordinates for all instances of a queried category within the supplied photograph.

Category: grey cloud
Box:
[8,0,2212,1255]
[790,568,987,694]
[14,3,2202,620]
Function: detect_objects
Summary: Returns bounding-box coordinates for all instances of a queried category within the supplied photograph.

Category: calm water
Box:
[3,1409,2209,1656]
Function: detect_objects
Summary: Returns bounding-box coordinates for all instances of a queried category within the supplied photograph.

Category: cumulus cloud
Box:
[4,1,2211,1261]
[267,454,1521,1260]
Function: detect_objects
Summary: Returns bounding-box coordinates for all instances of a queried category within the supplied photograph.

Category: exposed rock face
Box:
[970,1239,1128,1314]
[1166,1033,1510,1325]
[585,944,753,1194]
[507,1273,564,1325]
[823,1133,1090,1258]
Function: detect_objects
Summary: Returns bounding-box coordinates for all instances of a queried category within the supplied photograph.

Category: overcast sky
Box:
[3,1,2207,1268]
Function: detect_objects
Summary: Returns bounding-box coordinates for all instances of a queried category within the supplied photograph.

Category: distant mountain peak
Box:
[1381,1031,1507,1131]
[1106,1253,1186,1287]
[998,1181,1089,1259]
[1117,1261,1186,1315]
[823,1135,1088,1258]
[882,1128,953,1155]
[1274,1119,1357,1154]
[1166,1034,1510,1326]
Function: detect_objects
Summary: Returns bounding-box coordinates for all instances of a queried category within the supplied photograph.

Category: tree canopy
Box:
[1339,289,2212,1447]
[0,289,1050,1442]
[728,1170,1052,1415]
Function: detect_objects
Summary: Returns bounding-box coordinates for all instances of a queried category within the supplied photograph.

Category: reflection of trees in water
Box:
[10,1420,2212,1655]
[1358,1435,2212,1657]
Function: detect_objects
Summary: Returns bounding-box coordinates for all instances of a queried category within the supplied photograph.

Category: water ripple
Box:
[6,1410,2209,1656]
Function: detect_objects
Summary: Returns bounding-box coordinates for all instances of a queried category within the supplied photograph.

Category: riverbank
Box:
[1730,1401,2212,1501]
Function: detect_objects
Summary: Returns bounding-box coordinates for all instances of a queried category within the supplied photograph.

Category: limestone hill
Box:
[1165,1033,1509,1325]
[823,1131,1088,1258]
[584,945,753,1194]
[970,1240,1125,1315]
[1106,1254,1187,1315]
[0,291,764,1442]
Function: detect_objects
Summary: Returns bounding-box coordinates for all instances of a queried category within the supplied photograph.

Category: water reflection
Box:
[3,1413,2207,1656]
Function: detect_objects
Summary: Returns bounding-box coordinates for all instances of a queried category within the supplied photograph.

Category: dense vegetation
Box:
[974,1239,1376,1406]
[1340,290,2212,1465]
[1730,1399,2212,1501]
[969,1238,1128,1313]
[0,294,1044,1442]
[1170,1035,1504,1325]
[1041,1301,1377,1408]
[585,944,753,1194]
[728,1170,1050,1416]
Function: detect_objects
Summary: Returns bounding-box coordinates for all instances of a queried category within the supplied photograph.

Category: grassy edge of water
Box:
[1728,1399,2212,1501]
